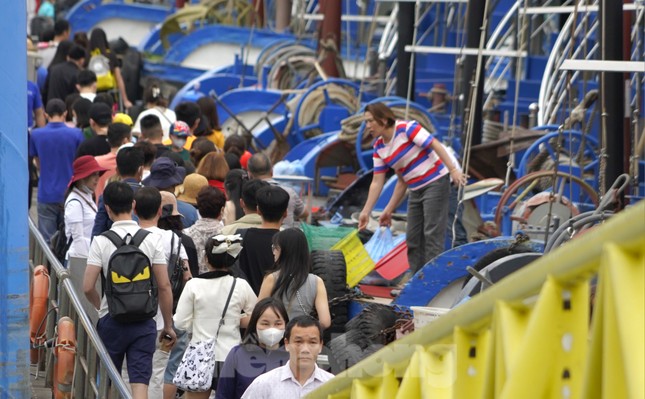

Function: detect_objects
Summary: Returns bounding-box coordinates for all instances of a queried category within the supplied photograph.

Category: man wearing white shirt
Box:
[242,316,334,398]
[133,187,192,399]
[83,181,176,399]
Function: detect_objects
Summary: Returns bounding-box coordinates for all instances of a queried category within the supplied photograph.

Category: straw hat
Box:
[176,173,209,205]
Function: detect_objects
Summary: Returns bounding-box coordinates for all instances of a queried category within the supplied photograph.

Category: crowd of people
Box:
[28,25,326,395]
[28,15,468,398]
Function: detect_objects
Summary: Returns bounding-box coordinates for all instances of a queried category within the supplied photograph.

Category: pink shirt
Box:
[94,152,117,200]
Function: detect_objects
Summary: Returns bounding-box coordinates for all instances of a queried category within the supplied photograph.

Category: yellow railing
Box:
[309,201,645,399]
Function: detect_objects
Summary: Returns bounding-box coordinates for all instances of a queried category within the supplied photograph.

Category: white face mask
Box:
[171,137,187,148]
[257,327,284,348]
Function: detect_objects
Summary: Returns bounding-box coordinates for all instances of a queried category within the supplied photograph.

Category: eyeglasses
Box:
[271,244,279,252]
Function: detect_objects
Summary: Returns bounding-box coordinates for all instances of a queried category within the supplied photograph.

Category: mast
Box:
[275,0,291,32]
[319,0,342,78]
[460,0,487,146]
[599,0,626,196]
[396,2,415,100]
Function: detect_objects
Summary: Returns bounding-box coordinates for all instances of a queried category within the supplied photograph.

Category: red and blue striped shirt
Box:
[372,120,447,191]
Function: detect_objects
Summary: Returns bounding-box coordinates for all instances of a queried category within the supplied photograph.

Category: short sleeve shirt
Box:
[372,120,447,191]
[28,81,43,128]
[86,220,166,318]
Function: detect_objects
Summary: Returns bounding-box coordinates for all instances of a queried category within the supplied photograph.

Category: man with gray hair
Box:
[247,153,306,228]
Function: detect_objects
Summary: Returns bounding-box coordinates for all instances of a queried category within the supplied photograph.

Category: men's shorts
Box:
[97,315,156,384]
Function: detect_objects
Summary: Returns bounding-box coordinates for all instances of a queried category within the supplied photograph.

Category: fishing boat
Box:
[12,0,644,396]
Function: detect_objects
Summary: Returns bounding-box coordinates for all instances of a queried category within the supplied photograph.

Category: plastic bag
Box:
[365,227,401,263]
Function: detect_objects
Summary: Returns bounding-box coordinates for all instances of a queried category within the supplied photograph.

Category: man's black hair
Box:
[140,114,162,131]
[175,102,201,128]
[241,179,269,211]
[45,99,66,116]
[133,140,156,167]
[77,70,97,87]
[248,153,273,176]
[285,316,322,341]
[103,181,134,215]
[140,114,163,140]
[67,45,86,61]
[116,147,144,177]
[107,122,132,148]
[94,93,114,109]
[72,97,92,128]
[54,19,70,36]
[196,186,226,219]
[134,186,162,220]
[255,185,289,223]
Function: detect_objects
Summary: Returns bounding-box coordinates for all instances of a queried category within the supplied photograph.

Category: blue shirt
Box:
[29,122,84,204]
[28,81,43,128]
[216,344,289,399]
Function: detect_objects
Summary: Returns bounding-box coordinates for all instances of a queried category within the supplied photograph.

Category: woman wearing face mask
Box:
[258,228,332,329]
[215,297,290,399]
[64,156,108,262]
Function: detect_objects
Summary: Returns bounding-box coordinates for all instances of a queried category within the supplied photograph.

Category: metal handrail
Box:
[28,218,132,399]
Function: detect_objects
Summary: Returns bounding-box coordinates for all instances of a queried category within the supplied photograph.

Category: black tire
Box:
[328,333,365,374]
[328,304,399,373]
[311,250,349,339]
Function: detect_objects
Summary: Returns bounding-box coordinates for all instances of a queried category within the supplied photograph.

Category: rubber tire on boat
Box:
[311,250,349,340]
[327,333,365,374]
[121,48,142,105]
[328,304,399,373]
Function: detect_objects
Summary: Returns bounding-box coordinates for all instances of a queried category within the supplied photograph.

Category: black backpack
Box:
[168,232,184,312]
[101,230,158,323]
[50,200,79,263]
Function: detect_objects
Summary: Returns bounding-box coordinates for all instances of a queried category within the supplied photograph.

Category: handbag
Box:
[173,277,237,392]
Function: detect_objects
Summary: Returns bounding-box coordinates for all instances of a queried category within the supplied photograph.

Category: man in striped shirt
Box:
[358,102,466,274]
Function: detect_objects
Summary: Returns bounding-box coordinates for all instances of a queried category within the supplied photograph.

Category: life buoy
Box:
[30,265,49,364]
[54,316,76,399]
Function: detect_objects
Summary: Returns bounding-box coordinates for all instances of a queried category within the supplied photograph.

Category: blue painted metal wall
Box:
[0,0,30,396]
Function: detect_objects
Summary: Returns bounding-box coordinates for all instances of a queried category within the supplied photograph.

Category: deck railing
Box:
[308,201,644,398]
[29,218,132,399]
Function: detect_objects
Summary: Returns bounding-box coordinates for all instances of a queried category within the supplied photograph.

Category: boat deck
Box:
[30,365,53,399]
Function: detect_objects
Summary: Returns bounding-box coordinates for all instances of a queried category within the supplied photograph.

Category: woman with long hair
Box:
[196,152,229,195]
[132,79,177,139]
[258,228,331,329]
[196,96,225,149]
[42,39,74,101]
[64,156,108,261]
[88,28,132,109]
[216,297,290,399]
[173,234,257,399]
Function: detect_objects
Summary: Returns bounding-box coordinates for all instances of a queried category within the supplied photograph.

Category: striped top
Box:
[373,120,448,191]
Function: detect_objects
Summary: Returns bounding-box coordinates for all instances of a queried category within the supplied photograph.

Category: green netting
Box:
[301,223,356,252]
